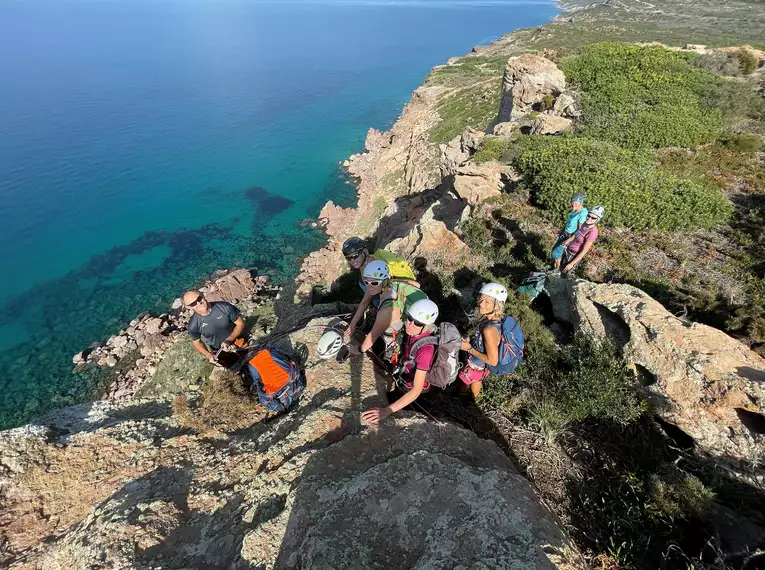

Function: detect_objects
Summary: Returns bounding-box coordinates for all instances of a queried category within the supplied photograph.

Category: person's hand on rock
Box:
[207,354,217,364]
[361,407,390,425]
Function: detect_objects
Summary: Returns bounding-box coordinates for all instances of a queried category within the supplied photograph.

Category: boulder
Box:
[554,279,765,469]
[452,162,514,205]
[203,269,257,303]
[492,121,518,137]
[531,115,573,135]
[498,54,566,123]
[439,128,485,176]
[552,92,582,118]
[143,317,164,337]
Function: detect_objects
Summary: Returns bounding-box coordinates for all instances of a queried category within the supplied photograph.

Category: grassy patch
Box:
[559,43,726,149]
[514,135,733,231]
[426,55,508,87]
[429,81,502,144]
[472,137,515,163]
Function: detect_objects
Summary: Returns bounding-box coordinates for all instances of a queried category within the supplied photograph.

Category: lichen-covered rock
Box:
[552,278,765,472]
[498,54,566,122]
[492,121,518,137]
[531,114,573,135]
[2,312,576,569]
[552,92,582,118]
[452,162,517,206]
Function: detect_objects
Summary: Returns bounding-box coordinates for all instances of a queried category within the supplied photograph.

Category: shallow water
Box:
[0,0,558,428]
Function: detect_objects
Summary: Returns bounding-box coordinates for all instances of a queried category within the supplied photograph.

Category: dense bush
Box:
[513,135,733,231]
[719,132,764,152]
[692,49,759,77]
[559,43,726,148]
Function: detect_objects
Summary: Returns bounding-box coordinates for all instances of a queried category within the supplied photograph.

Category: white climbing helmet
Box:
[588,205,605,221]
[407,298,439,325]
[317,328,344,359]
[362,260,390,281]
[479,282,508,303]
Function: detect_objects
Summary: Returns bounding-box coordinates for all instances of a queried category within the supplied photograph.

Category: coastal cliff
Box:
[3,0,765,567]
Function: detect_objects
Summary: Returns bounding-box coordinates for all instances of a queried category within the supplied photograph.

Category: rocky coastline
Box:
[4,1,765,566]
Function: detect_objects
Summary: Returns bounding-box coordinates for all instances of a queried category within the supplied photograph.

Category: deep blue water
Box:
[0,0,558,427]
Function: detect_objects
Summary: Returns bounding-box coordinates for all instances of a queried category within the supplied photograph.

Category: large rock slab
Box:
[498,54,566,122]
[1,309,576,569]
[452,162,516,206]
[531,114,573,135]
[553,278,765,470]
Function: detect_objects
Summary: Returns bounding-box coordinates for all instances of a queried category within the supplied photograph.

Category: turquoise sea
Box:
[0,0,558,428]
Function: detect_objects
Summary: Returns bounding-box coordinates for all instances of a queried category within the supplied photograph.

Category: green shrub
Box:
[514,135,733,231]
[559,43,726,148]
[738,49,759,75]
[719,132,764,152]
[429,81,502,143]
[541,94,555,111]
[472,137,514,163]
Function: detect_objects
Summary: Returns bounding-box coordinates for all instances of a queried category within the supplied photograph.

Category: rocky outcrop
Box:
[531,114,573,135]
[1,312,577,569]
[452,162,517,205]
[498,54,566,122]
[439,127,485,176]
[492,121,518,137]
[72,269,278,401]
[295,85,447,301]
[552,92,582,118]
[550,279,765,471]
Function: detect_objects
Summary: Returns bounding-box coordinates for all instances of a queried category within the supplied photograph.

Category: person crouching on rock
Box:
[551,193,588,270]
[459,283,507,397]
[361,299,439,425]
[560,205,604,278]
[183,290,246,368]
[351,261,428,365]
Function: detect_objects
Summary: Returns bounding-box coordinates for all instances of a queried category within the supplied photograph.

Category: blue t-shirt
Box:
[564,207,588,235]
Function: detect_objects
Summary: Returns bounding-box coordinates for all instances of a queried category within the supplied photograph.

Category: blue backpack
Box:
[487,316,524,376]
[245,348,305,413]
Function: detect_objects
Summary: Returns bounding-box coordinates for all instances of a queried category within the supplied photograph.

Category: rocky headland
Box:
[3,0,765,567]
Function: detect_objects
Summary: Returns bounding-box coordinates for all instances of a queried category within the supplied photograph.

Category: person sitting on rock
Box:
[459,283,506,397]
[183,290,245,366]
[351,261,428,365]
[560,205,604,278]
[551,193,588,270]
[361,299,439,425]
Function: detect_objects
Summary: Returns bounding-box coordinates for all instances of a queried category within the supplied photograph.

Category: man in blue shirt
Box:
[551,193,588,270]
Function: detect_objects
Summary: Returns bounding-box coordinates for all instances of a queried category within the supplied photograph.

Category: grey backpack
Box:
[402,322,462,389]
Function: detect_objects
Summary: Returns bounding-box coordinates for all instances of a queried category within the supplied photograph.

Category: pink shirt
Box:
[567,224,598,256]
[401,331,435,384]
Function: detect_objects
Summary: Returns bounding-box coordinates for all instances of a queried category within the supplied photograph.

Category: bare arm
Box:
[361,306,394,351]
[361,368,426,425]
[346,289,373,339]
[225,317,245,343]
[192,339,216,362]
[463,326,500,366]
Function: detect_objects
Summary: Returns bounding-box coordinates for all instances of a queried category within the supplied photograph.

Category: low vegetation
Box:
[429,81,502,144]
[559,43,727,149]
[514,135,733,231]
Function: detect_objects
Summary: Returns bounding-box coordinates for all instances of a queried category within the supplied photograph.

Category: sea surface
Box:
[0,0,558,428]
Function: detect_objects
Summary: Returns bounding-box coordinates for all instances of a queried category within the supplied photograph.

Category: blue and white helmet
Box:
[479,282,508,303]
[363,260,390,281]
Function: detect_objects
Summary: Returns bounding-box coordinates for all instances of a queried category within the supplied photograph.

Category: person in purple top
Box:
[560,205,604,277]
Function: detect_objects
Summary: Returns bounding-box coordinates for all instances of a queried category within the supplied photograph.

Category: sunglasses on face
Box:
[345,252,362,262]
[406,316,425,327]
[586,215,598,220]
[363,279,381,287]
[186,295,204,308]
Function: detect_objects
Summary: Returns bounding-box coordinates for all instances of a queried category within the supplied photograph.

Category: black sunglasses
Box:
[186,294,204,308]
[406,316,425,327]
[345,252,363,261]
